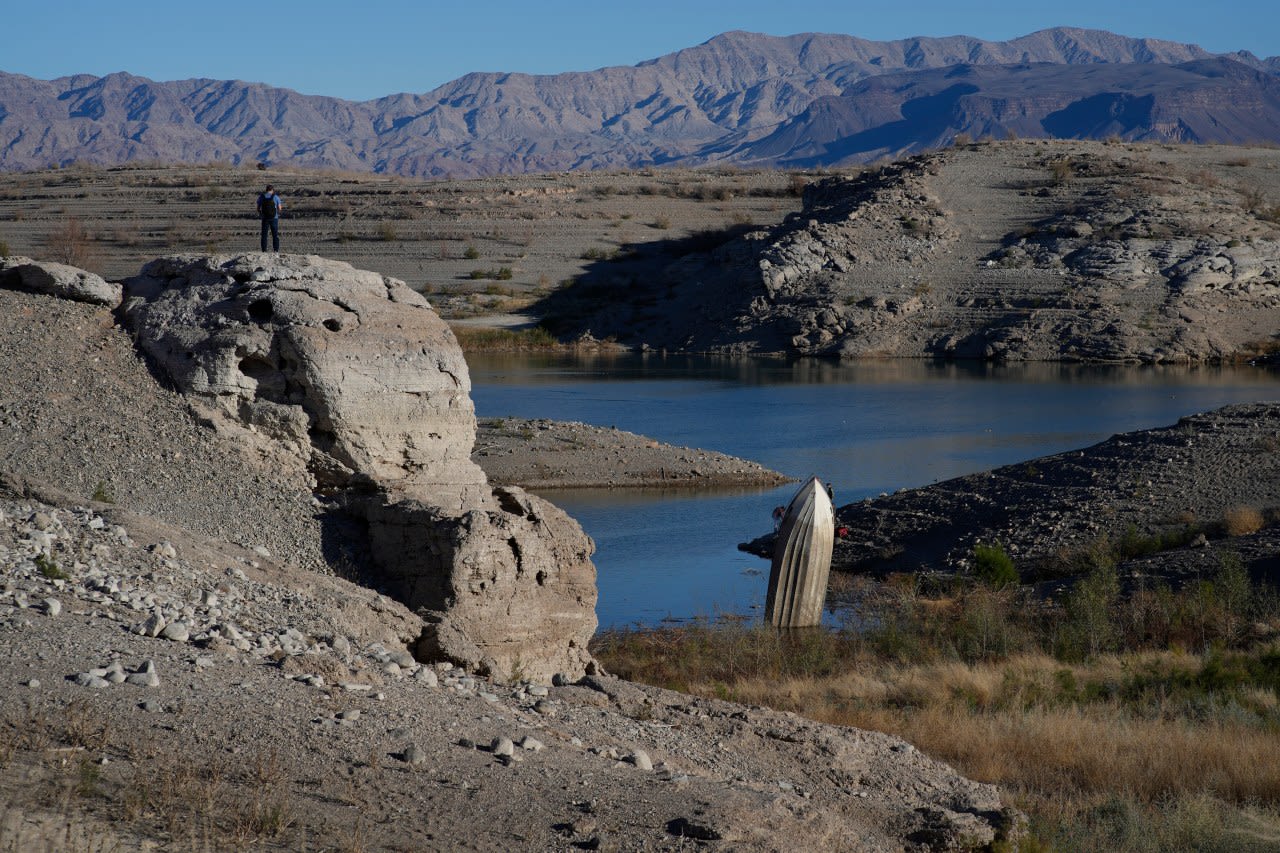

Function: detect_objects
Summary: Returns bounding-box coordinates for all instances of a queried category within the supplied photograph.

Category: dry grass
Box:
[595,566,1280,851]
[726,652,1280,804]
[448,324,561,352]
[42,218,103,272]
[0,701,322,852]
[1224,505,1266,536]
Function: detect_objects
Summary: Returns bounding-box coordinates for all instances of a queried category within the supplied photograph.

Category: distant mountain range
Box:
[2,27,1278,177]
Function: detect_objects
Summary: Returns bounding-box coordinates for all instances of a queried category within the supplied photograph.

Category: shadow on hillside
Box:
[529,222,761,342]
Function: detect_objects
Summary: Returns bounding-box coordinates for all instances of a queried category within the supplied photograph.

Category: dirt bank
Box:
[474,417,792,490]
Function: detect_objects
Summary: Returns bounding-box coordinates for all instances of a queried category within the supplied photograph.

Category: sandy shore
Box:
[474,417,792,489]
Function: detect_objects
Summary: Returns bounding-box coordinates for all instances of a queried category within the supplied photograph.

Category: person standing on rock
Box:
[257,185,284,252]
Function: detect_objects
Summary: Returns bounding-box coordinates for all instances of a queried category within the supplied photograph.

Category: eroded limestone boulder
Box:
[366,487,597,680]
[121,253,488,504]
[122,253,597,680]
[0,256,121,307]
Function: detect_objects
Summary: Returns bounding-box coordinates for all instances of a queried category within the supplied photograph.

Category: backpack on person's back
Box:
[258,193,278,220]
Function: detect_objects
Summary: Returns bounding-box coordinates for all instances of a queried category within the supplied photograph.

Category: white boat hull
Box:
[765,477,834,628]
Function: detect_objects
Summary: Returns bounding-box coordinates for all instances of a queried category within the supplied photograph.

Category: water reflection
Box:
[467,353,1279,628]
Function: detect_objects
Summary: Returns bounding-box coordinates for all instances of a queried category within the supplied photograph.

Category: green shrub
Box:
[463,245,480,260]
[973,542,1019,588]
[469,267,513,281]
[35,554,68,580]
[1061,563,1120,660]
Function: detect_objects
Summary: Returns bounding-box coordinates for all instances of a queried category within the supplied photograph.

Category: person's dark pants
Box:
[260,217,280,252]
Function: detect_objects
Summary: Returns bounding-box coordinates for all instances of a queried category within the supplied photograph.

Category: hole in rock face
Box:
[323,318,342,332]
[238,355,275,380]
[238,355,288,403]
[535,571,547,587]
[247,299,274,322]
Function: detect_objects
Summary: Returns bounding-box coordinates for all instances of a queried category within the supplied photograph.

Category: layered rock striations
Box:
[543,140,1280,363]
[121,253,596,679]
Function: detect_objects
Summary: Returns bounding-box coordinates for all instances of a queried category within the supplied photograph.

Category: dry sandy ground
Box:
[0,162,802,316]
[474,418,791,490]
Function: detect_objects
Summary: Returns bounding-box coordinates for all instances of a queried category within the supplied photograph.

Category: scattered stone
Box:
[41,598,61,617]
[125,660,160,687]
[137,613,165,638]
[160,621,190,643]
[401,744,427,765]
[629,750,653,772]
[520,736,545,753]
[491,737,515,757]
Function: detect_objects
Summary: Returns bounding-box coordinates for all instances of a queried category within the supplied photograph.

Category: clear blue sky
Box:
[6,0,1276,101]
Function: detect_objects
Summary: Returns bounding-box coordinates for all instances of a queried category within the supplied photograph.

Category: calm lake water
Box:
[466,353,1280,629]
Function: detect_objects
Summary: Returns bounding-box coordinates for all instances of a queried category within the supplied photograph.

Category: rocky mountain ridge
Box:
[2,27,1279,176]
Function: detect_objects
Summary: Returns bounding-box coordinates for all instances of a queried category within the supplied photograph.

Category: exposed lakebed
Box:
[466,353,1280,628]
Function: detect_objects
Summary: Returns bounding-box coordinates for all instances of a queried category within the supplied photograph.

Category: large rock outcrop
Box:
[121,253,597,680]
[543,141,1280,362]
[0,256,121,307]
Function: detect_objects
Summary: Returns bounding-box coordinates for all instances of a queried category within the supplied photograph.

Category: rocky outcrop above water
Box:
[0,256,121,307]
[121,254,597,680]
[545,140,1280,363]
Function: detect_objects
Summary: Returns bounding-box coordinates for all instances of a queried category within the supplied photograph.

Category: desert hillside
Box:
[543,139,1280,363]
[2,138,1278,365]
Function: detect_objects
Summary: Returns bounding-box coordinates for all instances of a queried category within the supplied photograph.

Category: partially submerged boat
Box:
[765,476,834,628]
